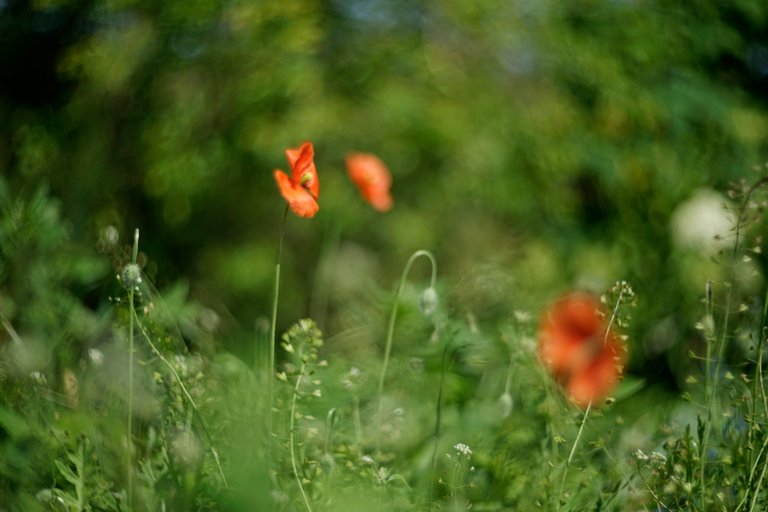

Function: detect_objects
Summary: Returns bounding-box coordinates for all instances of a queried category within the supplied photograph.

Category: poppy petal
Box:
[538,292,627,409]
[286,142,319,199]
[274,170,319,218]
[346,153,393,212]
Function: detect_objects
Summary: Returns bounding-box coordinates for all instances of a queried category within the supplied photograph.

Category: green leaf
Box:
[613,376,646,402]
[0,406,30,440]
[54,460,79,487]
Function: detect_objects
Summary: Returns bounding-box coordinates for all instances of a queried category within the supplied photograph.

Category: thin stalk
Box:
[503,354,514,397]
[556,400,592,510]
[736,434,768,511]
[290,364,313,512]
[126,228,139,506]
[702,280,715,510]
[268,205,290,469]
[428,340,453,511]
[76,437,85,512]
[450,459,462,507]
[637,468,668,511]
[377,250,437,407]
[133,311,229,487]
[323,408,338,495]
[310,220,342,332]
[352,395,363,448]
[603,288,624,347]
[736,288,768,512]
[0,316,23,346]
[748,449,768,512]
[701,177,767,509]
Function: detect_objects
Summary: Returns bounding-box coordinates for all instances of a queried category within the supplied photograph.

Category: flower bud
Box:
[498,392,513,418]
[419,287,438,316]
[320,452,336,475]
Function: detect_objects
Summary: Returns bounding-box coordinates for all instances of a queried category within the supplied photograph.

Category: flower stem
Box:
[268,205,289,474]
[133,310,229,487]
[556,400,592,510]
[377,250,437,410]
[428,340,453,511]
[126,228,139,507]
[290,363,313,512]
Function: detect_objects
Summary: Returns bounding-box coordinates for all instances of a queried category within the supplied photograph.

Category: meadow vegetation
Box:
[2,0,768,510]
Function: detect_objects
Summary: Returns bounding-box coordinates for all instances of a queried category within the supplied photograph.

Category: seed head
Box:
[120,263,142,290]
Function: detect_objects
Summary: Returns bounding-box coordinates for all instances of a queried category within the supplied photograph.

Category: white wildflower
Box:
[454,443,472,457]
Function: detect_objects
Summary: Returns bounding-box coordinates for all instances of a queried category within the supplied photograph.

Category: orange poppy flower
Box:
[345,152,393,212]
[538,292,627,407]
[274,142,320,218]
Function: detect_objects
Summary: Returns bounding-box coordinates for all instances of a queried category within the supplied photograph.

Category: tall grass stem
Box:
[126,228,139,507]
[268,205,290,473]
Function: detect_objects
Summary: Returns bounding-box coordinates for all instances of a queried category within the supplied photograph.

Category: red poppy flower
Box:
[345,152,393,212]
[274,142,319,218]
[538,293,627,407]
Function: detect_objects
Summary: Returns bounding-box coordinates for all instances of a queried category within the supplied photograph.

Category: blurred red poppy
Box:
[538,292,627,407]
[274,142,319,218]
[345,152,393,212]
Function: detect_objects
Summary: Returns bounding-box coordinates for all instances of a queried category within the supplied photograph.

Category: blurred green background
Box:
[2,0,768,389]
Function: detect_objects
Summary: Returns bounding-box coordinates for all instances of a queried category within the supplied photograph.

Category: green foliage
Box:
[2,0,768,510]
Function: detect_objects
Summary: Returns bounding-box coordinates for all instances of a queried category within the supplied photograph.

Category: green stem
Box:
[133,311,228,487]
[377,250,437,407]
[736,287,768,512]
[428,340,453,511]
[290,363,313,512]
[77,437,85,512]
[701,177,766,509]
[268,205,289,472]
[702,280,715,510]
[748,447,768,512]
[310,219,342,331]
[556,400,592,510]
[503,353,514,397]
[126,228,138,507]
[603,289,624,346]
[352,395,363,448]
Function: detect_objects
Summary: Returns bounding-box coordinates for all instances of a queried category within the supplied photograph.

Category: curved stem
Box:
[290,364,313,512]
[377,250,437,404]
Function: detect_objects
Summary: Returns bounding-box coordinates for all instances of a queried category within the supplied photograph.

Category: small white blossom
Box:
[29,371,47,385]
[454,443,472,457]
[88,348,104,366]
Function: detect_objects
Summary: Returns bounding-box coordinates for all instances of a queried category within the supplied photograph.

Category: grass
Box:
[0,176,767,511]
